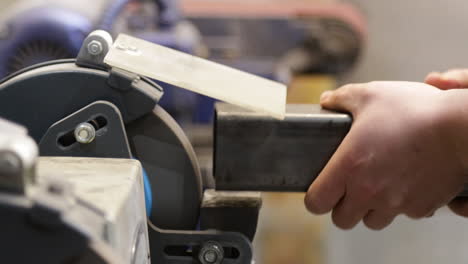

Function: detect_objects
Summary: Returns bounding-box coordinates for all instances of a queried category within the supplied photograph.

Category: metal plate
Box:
[104,34,287,119]
[39,101,131,159]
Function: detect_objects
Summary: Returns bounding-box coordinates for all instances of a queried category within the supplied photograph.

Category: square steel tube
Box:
[214,103,352,191]
[214,103,468,197]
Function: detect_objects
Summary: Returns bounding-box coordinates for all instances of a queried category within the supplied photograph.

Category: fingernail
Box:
[320,91,332,102]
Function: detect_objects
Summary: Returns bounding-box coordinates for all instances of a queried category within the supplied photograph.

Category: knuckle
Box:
[335,84,359,99]
[340,83,358,91]
[384,195,405,212]
[356,83,375,102]
[342,151,371,175]
[358,181,379,200]
[359,85,373,101]
[354,177,382,201]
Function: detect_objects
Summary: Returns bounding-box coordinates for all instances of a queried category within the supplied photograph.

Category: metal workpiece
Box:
[0,117,38,194]
[213,103,468,197]
[214,103,352,192]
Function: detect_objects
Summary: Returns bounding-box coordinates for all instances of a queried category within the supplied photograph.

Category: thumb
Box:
[320,84,368,115]
[425,69,468,90]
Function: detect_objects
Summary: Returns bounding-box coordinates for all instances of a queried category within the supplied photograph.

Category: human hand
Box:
[304,81,468,230]
[425,69,468,217]
[425,69,468,90]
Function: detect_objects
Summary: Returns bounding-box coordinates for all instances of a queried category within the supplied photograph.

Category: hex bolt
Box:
[74,123,96,144]
[199,242,224,264]
[87,40,103,55]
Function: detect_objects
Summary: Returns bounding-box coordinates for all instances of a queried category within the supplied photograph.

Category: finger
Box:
[307,84,371,215]
[425,69,468,89]
[331,192,372,230]
[304,161,346,215]
[362,210,397,230]
[320,84,368,114]
[448,197,468,217]
[304,144,348,214]
[404,202,438,219]
[425,72,462,90]
[305,129,363,215]
[441,69,468,86]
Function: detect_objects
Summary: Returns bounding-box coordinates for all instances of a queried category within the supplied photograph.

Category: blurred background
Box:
[1,0,467,263]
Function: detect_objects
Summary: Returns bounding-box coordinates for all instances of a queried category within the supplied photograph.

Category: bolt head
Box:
[199,242,223,264]
[203,250,218,263]
[74,123,96,144]
[87,40,103,55]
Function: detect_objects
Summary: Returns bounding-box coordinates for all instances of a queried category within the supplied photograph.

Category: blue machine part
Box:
[0,6,92,77]
[132,157,152,217]
[99,0,132,32]
[0,0,213,123]
[0,0,187,79]
[156,0,181,28]
[142,166,153,217]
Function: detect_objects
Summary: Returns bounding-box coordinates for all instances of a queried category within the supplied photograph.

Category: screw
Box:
[199,242,224,264]
[87,40,103,55]
[74,123,96,144]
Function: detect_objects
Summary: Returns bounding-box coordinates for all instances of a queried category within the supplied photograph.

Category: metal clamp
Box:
[149,223,252,264]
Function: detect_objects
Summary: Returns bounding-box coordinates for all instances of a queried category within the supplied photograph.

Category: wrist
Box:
[437,89,468,177]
